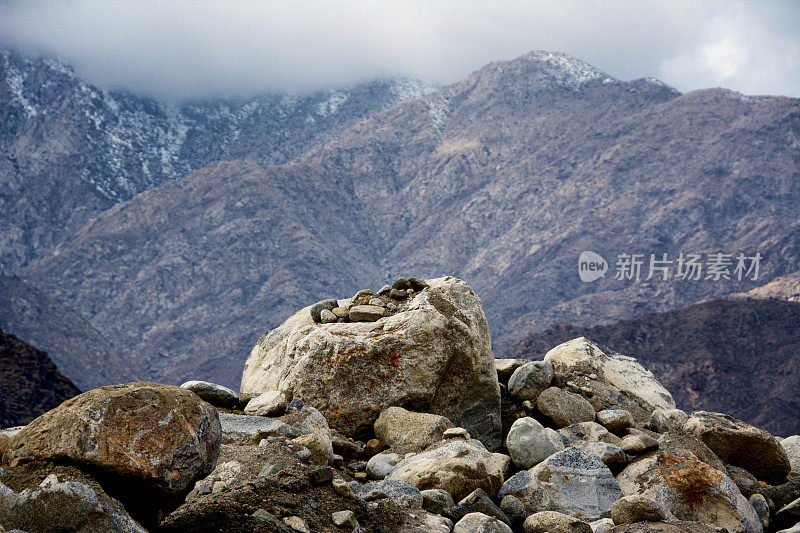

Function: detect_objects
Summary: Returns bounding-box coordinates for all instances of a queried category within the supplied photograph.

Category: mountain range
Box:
[1,49,798,396]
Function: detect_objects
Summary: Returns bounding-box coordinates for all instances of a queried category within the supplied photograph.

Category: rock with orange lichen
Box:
[241,276,502,450]
[616,447,763,533]
[5,382,221,494]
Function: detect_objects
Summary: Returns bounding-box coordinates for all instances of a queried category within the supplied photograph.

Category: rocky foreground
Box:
[1,277,799,533]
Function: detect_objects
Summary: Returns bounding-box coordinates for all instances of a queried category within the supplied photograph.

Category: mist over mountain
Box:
[12,50,798,390]
[0,49,434,271]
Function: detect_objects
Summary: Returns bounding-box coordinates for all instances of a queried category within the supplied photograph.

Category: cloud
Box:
[0,0,797,102]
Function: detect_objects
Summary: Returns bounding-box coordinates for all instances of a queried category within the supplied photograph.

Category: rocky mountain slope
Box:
[733,270,800,302]
[20,51,799,388]
[0,325,80,427]
[0,275,131,390]
[0,49,434,271]
[508,297,800,437]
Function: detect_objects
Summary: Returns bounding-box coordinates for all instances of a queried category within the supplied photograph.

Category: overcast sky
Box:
[0,0,797,102]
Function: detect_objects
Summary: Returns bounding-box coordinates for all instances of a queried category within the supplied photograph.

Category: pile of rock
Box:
[2,276,799,532]
[310,277,429,324]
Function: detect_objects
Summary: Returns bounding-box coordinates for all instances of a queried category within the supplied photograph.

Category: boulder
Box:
[559,422,622,447]
[421,488,456,518]
[544,338,676,412]
[366,452,402,480]
[574,441,628,469]
[499,447,622,521]
[616,449,763,533]
[523,511,592,533]
[348,304,385,322]
[535,387,596,428]
[356,478,423,509]
[619,434,658,455]
[374,406,454,453]
[401,509,454,532]
[243,390,287,416]
[506,417,564,469]
[241,277,502,450]
[453,512,512,533]
[0,465,146,533]
[684,411,790,484]
[610,522,729,532]
[388,438,510,500]
[508,361,554,401]
[495,359,527,383]
[6,382,220,494]
[180,380,240,409]
[597,410,635,435]
[459,488,511,525]
[219,413,295,443]
[500,495,527,529]
[781,435,800,472]
[611,495,667,525]
[647,408,688,434]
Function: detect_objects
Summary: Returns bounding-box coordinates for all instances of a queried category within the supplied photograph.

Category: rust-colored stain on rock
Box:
[657,452,723,506]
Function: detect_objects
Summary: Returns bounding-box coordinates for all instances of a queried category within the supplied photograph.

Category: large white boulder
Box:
[241,276,502,450]
[544,338,676,412]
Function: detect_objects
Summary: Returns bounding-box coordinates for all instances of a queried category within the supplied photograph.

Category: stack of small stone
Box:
[310,277,429,324]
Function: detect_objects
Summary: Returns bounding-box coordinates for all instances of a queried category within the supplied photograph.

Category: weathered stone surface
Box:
[523,511,592,533]
[506,417,564,469]
[781,435,800,472]
[0,468,146,533]
[544,338,676,412]
[220,413,295,443]
[310,299,338,322]
[242,277,502,450]
[495,359,527,383]
[647,408,689,434]
[575,441,628,468]
[508,361,554,401]
[374,406,454,453]
[500,495,527,529]
[389,439,510,500]
[684,411,790,484]
[499,447,622,521]
[356,478,423,509]
[422,488,456,518]
[597,410,635,434]
[620,434,658,455]
[616,449,763,533]
[366,452,402,480]
[348,304,385,322]
[610,522,728,532]
[749,494,769,530]
[243,390,287,416]
[453,512,512,533]
[401,509,454,532]
[459,488,510,525]
[6,382,220,494]
[180,380,240,408]
[536,387,596,428]
[611,495,666,525]
[559,422,622,447]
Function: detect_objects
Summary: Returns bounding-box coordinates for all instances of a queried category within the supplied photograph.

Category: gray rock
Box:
[377,285,391,296]
[332,510,359,528]
[392,278,412,291]
[684,410,790,484]
[242,277,502,451]
[348,304,385,321]
[647,408,689,434]
[596,409,634,434]
[499,447,621,521]
[374,406,453,453]
[366,452,402,479]
[408,277,429,291]
[0,472,146,532]
[443,427,471,440]
[508,361,554,401]
[781,435,800,472]
[589,518,615,533]
[283,516,311,533]
[494,359,527,383]
[616,448,763,533]
[619,433,659,455]
[320,309,337,323]
[559,421,622,447]
[389,288,406,299]
[220,413,296,443]
[610,495,666,525]
[421,488,456,518]
[357,479,423,509]
[500,495,526,524]
[544,338,676,412]
[523,511,592,533]
[244,390,287,416]
[389,438,510,500]
[332,306,349,318]
[310,299,338,322]
[400,509,453,532]
[180,380,240,408]
[459,488,511,525]
[574,441,627,468]
[749,493,769,530]
[776,496,800,526]
[453,512,512,533]
[535,387,596,428]
[506,417,564,469]
[368,297,385,307]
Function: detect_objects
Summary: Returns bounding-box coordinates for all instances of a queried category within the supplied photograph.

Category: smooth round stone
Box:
[244,390,287,416]
[331,307,349,318]
[348,304,385,322]
[368,297,385,307]
[320,309,337,323]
